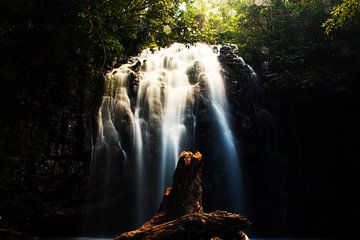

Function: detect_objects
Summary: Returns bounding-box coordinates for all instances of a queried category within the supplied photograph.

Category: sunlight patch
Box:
[179,2,187,11]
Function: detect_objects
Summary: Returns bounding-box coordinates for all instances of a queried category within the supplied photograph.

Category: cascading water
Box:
[91,43,244,227]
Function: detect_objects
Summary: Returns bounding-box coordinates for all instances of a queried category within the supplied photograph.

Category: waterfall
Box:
[91,43,243,226]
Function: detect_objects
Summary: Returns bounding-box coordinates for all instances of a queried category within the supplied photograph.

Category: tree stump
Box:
[114,151,250,240]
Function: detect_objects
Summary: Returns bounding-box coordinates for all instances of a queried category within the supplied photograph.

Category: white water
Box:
[92,43,242,225]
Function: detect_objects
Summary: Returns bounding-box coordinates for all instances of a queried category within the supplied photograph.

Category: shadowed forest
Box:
[0,0,359,239]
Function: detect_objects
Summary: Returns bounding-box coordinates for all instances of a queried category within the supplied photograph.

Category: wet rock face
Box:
[218,44,360,238]
[219,44,259,134]
[187,61,205,85]
[0,44,258,238]
[193,45,260,213]
[86,45,259,233]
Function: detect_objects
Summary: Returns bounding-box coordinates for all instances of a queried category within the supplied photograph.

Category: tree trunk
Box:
[114,151,250,240]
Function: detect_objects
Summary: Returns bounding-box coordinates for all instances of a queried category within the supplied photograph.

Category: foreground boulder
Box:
[114,151,250,240]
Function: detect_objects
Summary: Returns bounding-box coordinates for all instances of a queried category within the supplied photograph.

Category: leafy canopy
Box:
[323,0,360,34]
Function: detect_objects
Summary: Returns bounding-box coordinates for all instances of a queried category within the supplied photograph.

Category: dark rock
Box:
[130,60,142,72]
[187,61,205,85]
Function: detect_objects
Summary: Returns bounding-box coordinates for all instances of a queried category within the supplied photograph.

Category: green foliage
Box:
[75,0,180,72]
[323,0,360,34]
[0,0,182,158]
[168,0,245,44]
[227,0,360,95]
[1,0,359,114]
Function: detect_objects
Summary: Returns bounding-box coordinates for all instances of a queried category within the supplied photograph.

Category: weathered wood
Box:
[144,151,203,227]
[114,210,250,240]
[114,151,250,240]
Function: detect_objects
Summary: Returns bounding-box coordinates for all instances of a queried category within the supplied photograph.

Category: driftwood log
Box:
[114,151,250,240]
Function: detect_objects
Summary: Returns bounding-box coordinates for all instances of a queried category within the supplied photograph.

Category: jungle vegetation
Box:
[0,0,359,154]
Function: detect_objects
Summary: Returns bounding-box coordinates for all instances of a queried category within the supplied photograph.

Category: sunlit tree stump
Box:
[114,151,251,240]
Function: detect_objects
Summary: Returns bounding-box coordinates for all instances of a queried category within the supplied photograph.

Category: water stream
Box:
[91,43,243,226]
